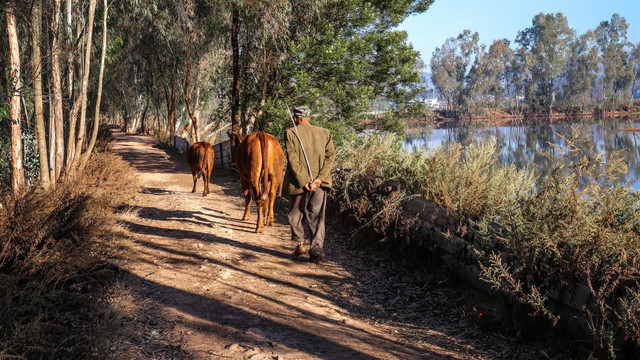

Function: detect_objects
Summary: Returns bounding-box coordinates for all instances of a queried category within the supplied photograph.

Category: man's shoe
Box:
[292,241,310,256]
[309,246,325,264]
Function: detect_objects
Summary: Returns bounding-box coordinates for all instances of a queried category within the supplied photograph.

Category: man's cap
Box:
[293,106,311,118]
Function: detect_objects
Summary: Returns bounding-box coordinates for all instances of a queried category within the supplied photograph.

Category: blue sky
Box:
[397,0,640,70]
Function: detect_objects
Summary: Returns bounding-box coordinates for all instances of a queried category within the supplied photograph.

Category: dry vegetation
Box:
[332,127,640,358]
[0,129,139,359]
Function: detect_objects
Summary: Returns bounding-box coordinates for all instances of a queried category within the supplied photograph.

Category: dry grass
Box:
[333,128,640,358]
[0,140,140,359]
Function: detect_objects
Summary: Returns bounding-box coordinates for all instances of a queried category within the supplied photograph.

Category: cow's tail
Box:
[197,146,206,178]
[259,132,269,204]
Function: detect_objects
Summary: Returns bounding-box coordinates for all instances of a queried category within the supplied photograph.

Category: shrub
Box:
[0,123,40,188]
[479,126,640,357]
[332,131,535,265]
[334,126,640,357]
[334,131,536,227]
[0,148,138,359]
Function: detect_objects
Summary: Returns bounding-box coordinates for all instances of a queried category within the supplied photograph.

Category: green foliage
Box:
[431,12,638,116]
[0,121,39,189]
[516,13,575,112]
[596,14,634,110]
[279,1,429,130]
[107,0,431,139]
[430,30,480,117]
[0,124,8,188]
[335,125,640,356]
[562,31,600,113]
[21,130,39,187]
[373,110,407,136]
[462,39,514,116]
[259,99,353,149]
[479,126,640,357]
[334,132,536,224]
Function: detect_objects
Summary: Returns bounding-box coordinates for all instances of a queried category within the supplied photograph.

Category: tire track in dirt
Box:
[111,129,546,360]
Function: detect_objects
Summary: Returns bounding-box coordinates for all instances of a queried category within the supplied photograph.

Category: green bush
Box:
[334,126,640,357]
[479,126,640,357]
[0,121,40,188]
[335,131,536,225]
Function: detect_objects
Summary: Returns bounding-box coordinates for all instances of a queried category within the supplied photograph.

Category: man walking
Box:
[284,106,336,263]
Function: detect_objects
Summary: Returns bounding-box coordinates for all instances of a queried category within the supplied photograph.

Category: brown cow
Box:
[186,141,215,196]
[235,131,285,233]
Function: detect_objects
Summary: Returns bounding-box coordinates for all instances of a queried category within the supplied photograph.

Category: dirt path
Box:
[110,129,547,360]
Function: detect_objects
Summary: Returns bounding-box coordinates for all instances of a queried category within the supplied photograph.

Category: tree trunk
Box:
[71,0,96,171]
[65,3,84,170]
[51,0,65,184]
[66,0,74,99]
[193,85,201,137]
[48,88,56,184]
[244,77,268,135]
[7,1,26,197]
[31,0,50,189]
[65,93,84,168]
[165,79,176,137]
[184,41,200,142]
[80,0,107,169]
[140,100,149,133]
[163,84,170,134]
[21,95,30,130]
[231,5,240,158]
[203,122,231,144]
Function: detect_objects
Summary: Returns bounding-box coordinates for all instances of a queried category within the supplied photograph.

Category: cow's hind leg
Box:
[241,179,252,221]
[266,179,276,227]
[253,183,268,233]
[267,168,283,227]
[255,190,265,233]
[202,170,210,197]
[191,171,198,193]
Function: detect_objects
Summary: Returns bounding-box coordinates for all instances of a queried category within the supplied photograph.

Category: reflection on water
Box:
[404,118,640,190]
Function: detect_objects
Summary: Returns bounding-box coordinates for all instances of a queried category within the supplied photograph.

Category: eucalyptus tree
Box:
[506,46,531,115]
[31,0,50,189]
[48,0,107,175]
[6,0,25,196]
[483,39,514,108]
[562,31,599,112]
[106,1,229,142]
[50,0,64,184]
[80,0,109,169]
[99,0,432,149]
[69,0,97,172]
[252,0,432,135]
[0,0,130,193]
[460,43,487,116]
[516,13,574,116]
[631,42,640,102]
[106,0,186,136]
[595,14,633,110]
[463,39,513,115]
[430,30,480,117]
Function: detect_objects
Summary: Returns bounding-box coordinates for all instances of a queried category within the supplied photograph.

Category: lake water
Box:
[404,117,640,190]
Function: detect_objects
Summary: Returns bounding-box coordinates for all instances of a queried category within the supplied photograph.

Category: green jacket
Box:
[283,122,336,196]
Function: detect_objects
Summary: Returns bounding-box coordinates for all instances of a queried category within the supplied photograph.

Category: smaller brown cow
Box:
[186,141,215,196]
[235,131,285,233]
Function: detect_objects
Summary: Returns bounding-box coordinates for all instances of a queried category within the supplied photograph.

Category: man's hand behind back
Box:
[304,178,323,192]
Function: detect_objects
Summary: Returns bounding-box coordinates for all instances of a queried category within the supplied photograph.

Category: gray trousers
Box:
[288,187,327,251]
